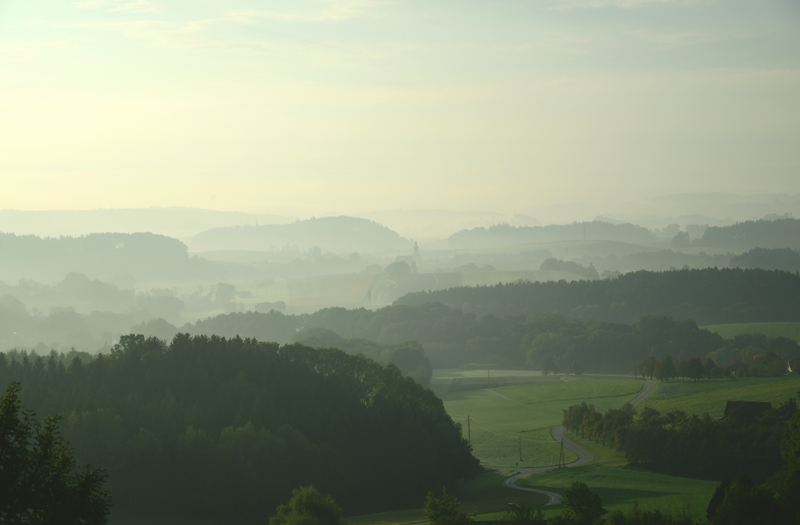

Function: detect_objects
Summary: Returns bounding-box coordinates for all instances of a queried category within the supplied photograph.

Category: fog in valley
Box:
[2,0,800,524]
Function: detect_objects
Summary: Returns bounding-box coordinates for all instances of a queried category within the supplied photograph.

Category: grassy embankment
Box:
[702,322,800,343]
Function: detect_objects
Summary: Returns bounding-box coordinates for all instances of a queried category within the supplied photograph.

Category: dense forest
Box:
[0,335,479,523]
[395,268,800,325]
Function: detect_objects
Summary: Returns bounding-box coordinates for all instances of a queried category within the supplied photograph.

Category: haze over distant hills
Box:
[355,209,541,241]
[0,192,796,242]
[189,216,413,254]
[0,207,294,240]
[527,192,800,230]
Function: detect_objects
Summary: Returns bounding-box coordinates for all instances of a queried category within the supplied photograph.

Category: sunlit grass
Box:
[439,374,645,467]
[636,375,800,418]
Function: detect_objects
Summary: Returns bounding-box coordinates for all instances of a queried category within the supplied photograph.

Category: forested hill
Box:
[394,268,800,325]
[447,221,656,248]
[137,305,800,372]
[190,216,413,253]
[2,335,479,523]
[695,217,800,251]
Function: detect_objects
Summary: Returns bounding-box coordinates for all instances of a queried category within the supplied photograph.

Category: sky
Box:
[1,0,799,218]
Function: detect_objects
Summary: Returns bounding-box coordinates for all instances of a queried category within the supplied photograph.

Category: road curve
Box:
[628,379,655,407]
[497,380,654,505]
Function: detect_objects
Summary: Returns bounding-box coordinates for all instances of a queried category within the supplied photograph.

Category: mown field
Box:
[702,321,800,342]
[438,373,645,468]
[636,374,800,418]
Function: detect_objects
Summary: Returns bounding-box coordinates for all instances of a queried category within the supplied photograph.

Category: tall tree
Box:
[685,357,704,381]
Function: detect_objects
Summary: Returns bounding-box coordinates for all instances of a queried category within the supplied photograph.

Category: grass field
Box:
[702,322,800,342]
[636,374,800,418]
[494,378,643,405]
[438,374,645,468]
[517,435,719,520]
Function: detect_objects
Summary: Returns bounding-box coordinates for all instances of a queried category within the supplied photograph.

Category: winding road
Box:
[497,379,654,505]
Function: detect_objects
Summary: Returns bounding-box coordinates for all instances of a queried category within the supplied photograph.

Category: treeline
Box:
[0,335,480,523]
[563,399,796,481]
[395,268,800,325]
[137,305,800,373]
[695,217,800,251]
[638,348,791,383]
[540,258,600,280]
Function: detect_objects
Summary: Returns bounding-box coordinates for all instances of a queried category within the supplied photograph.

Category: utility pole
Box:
[519,436,522,462]
[558,438,566,468]
[467,415,471,446]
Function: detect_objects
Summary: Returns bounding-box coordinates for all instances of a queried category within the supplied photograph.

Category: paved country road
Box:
[497,380,654,506]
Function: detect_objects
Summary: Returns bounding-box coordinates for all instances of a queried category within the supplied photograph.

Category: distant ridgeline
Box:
[135,304,800,373]
[0,335,479,523]
[0,232,207,283]
[447,221,657,248]
[395,268,800,325]
[190,216,413,253]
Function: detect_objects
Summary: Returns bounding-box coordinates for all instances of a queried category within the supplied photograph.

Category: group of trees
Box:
[557,398,800,524]
[397,267,800,325]
[540,258,600,280]
[562,398,796,481]
[562,403,635,448]
[617,400,796,480]
[638,349,791,383]
[0,334,480,523]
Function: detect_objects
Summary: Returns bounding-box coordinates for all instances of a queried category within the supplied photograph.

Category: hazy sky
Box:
[2,0,799,216]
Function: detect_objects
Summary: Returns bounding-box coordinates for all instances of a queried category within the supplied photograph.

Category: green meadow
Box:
[702,322,800,342]
[636,374,800,418]
[438,373,645,468]
[348,372,800,524]
[517,436,719,521]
